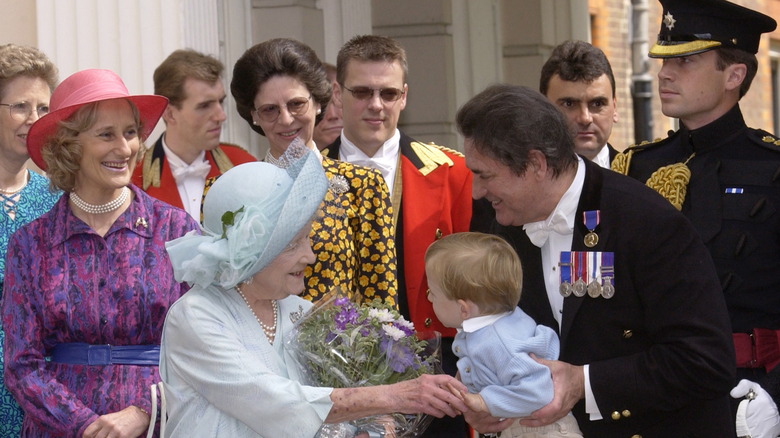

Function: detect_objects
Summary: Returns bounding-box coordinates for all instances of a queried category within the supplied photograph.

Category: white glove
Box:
[731,379,780,438]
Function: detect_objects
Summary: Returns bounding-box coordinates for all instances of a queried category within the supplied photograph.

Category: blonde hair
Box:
[425,232,522,314]
[42,99,144,192]
[0,44,58,100]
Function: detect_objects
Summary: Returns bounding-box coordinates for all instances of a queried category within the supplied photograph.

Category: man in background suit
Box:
[132,49,255,220]
[540,40,619,168]
[460,84,735,437]
[324,34,473,437]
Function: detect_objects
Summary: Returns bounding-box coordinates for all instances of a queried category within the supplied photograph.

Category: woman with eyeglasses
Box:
[0,43,61,436]
[231,39,398,307]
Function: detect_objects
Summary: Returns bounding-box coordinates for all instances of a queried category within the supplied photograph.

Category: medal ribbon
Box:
[590,251,599,284]
[583,210,600,232]
[601,252,614,285]
[577,251,587,283]
[560,251,572,286]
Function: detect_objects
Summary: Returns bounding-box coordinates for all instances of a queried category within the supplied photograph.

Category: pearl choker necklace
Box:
[70,187,130,215]
[235,284,278,342]
[0,173,29,195]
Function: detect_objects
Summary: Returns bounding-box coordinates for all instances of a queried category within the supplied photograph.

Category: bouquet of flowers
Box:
[286,291,441,437]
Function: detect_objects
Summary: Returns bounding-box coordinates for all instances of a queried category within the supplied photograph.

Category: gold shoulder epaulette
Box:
[212,147,235,174]
[410,141,454,176]
[610,150,632,175]
[762,135,780,146]
[429,142,465,158]
[610,138,665,175]
[142,147,161,190]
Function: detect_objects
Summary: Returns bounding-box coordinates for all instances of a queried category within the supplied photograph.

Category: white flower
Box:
[369,308,395,323]
[396,318,415,332]
[382,324,406,341]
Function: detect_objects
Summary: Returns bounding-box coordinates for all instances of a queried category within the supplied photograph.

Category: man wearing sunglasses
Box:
[132,49,255,221]
[325,34,474,438]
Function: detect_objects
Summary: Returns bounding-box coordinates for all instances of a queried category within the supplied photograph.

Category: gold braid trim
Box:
[410,141,454,176]
[644,153,695,211]
[212,148,235,173]
[142,149,161,190]
[610,149,633,175]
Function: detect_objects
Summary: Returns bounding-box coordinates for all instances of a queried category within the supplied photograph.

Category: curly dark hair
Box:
[539,40,615,97]
[456,84,577,178]
[231,38,330,136]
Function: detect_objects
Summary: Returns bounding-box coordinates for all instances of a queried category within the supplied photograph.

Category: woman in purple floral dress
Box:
[1,69,198,437]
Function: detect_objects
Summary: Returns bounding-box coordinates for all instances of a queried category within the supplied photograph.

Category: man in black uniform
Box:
[613,0,780,434]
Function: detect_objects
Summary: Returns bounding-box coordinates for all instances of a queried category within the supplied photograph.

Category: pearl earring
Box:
[316,108,322,115]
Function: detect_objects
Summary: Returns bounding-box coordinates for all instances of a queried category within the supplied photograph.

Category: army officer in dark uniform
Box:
[611,0,780,434]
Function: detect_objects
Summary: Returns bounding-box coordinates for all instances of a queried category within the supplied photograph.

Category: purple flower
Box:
[393,322,415,337]
[381,338,418,373]
[334,302,359,330]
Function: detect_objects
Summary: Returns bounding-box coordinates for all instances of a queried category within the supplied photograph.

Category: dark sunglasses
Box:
[342,85,405,102]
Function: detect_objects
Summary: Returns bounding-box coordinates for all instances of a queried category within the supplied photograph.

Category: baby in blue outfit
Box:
[425,232,582,437]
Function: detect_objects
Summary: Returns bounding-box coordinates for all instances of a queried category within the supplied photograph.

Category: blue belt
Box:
[50,343,160,366]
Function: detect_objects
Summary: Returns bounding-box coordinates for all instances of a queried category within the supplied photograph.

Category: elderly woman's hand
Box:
[388,374,470,418]
[82,405,150,438]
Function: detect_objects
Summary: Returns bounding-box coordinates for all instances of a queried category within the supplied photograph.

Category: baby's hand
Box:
[445,383,489,413]
[462,392,489,413]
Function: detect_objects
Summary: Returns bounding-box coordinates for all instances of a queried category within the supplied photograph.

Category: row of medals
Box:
[559,231,615,299]
[560,276,615,299]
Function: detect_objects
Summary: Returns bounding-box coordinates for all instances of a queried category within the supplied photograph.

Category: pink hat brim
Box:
[26,69,168,170]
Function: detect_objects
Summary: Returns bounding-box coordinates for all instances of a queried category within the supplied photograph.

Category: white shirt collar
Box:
[338,130,400,195]
[523,156,585,236]
[161,136,207,172]
[593,144,610,169]
[339,129,400,164]
[460,311,513,333]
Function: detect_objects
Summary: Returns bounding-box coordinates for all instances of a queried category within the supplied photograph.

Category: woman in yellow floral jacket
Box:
[228,38,397,307]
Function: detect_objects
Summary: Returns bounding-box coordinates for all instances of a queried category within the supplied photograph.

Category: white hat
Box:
[166,139,327,289]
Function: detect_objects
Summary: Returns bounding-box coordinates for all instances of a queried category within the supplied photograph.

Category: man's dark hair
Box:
[456,84,577,178]
[539,40,615,97]
[714,47,758,99]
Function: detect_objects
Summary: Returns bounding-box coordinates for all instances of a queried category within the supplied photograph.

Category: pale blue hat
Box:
[165,139,328,290]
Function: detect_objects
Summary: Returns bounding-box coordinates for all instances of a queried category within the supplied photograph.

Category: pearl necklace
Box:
[235,284,278,342]
[0,173,28,195]
[70,187,129,215]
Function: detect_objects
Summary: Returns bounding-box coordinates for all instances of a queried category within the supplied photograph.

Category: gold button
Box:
[622,410,631,418]
[611,411,621,421]
[425,288,431,296]
[623,329,633,339]
[454,346,460,353]
[424,318,432,327]
[465,366,471,373]
[435,228,443,239]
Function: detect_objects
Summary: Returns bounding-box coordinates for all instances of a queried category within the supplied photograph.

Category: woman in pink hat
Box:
[1,69,199,437]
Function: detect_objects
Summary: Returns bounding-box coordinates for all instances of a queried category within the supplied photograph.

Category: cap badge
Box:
[663,11,676,30]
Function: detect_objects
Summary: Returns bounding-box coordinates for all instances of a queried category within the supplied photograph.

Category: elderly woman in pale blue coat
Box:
[160,141,468,437]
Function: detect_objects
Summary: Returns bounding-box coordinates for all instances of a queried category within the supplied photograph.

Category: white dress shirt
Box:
[521,156,603,420]
[338,130,400,195]
[593,144,611,169]
[162,138,210,220]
